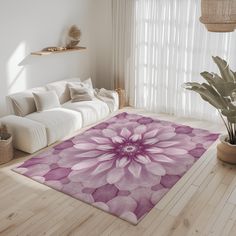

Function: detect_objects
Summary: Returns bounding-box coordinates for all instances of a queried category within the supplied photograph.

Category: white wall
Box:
[90,0,113,89]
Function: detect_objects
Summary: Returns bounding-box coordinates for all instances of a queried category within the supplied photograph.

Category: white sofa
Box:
[0,78,119,154]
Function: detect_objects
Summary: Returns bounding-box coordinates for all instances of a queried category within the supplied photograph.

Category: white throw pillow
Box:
[33,91,61,112]
[46,77,81,104]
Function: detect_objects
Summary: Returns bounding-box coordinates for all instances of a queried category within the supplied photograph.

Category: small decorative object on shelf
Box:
[0,124,14,165]
[115,88,126,109]
[31,24,85,56]
[66,25,82,49]
[42,47,67,52]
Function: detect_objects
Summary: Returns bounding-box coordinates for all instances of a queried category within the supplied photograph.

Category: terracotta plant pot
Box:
[217,135,236,164]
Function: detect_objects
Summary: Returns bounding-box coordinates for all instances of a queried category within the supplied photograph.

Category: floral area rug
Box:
[13,112,219,224]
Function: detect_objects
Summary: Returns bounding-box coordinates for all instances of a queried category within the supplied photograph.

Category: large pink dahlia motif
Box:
[13,112,219,224]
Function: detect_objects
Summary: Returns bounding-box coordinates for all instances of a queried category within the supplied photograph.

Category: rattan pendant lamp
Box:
[200,0,236,32]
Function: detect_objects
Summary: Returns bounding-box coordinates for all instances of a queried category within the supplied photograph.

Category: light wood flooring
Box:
[0,108,235,236]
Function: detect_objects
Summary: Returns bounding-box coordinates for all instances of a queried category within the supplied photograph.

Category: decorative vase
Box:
[200,0,236,32]
[217,135,236,164]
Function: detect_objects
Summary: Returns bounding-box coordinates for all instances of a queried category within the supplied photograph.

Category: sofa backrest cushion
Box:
[67,78,93,90]
[67,78,94,96]
[82,78,93,89]
[46,78,81,104]
[7,87,46,117]
[33,90,61,112]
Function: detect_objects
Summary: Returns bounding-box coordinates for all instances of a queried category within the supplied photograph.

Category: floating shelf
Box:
[31,47,86,56]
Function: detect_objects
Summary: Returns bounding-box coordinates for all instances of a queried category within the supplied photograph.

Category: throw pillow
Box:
[69,86,94,102]
[7,87,46,117]
[9,92,37,117]
[33,91,61,112]
[67,78,94,101]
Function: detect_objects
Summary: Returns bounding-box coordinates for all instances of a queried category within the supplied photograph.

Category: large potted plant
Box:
[184,56,236,164]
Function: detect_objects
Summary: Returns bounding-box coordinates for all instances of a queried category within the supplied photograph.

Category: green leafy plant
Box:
[184,56,236,144]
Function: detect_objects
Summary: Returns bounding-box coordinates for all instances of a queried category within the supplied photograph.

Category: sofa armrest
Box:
[95,89,119,112]
[0,115,47,154]
[107,90,119,111]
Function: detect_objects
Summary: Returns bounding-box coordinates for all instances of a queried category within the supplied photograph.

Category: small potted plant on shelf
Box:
[0,124,14,164]
[184,56,236,164]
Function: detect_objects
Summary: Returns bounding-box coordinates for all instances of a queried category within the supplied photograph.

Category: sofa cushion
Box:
[26,108,83,145]
[69,86,94,102]
[33,90,61,111]
[6,87,47,117]
[82,78,93,89]
[62,98,109,126]
[67,78,94,99]
[67,78,93,90]
[46,78,81,104]
[0,115,47,154]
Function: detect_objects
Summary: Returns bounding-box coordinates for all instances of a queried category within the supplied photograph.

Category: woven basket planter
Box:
[0,134,14,165]
[200,0,236,32]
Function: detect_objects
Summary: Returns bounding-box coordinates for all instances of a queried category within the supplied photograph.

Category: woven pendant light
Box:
[200,0,236,32]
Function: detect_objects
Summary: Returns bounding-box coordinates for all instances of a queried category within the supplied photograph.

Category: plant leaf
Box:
[184,82,227,109]
[200,72,236,97]
[221,109,236,123]
[200,72,223,85]
[212,56,235,82]
[214,82,236,97]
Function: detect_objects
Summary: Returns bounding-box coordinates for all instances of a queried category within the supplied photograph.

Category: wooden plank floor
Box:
[0,108,235,236]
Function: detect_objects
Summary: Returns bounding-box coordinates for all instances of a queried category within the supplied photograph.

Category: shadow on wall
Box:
[0,41,27,116]
[7,42,27,95]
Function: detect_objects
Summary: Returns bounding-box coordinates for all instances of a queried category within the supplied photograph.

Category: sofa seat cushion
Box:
[0,115,47,154]
[62,98,109,126]
[26,108,82,145]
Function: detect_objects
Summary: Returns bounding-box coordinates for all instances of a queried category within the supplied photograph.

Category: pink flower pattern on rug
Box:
[13,112,219,224]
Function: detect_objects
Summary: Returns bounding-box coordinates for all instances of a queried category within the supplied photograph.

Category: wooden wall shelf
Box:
[31,47,86,56]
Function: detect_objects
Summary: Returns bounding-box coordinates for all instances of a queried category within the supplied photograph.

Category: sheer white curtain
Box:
[112,0,136,104]
[112,0,236,122]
